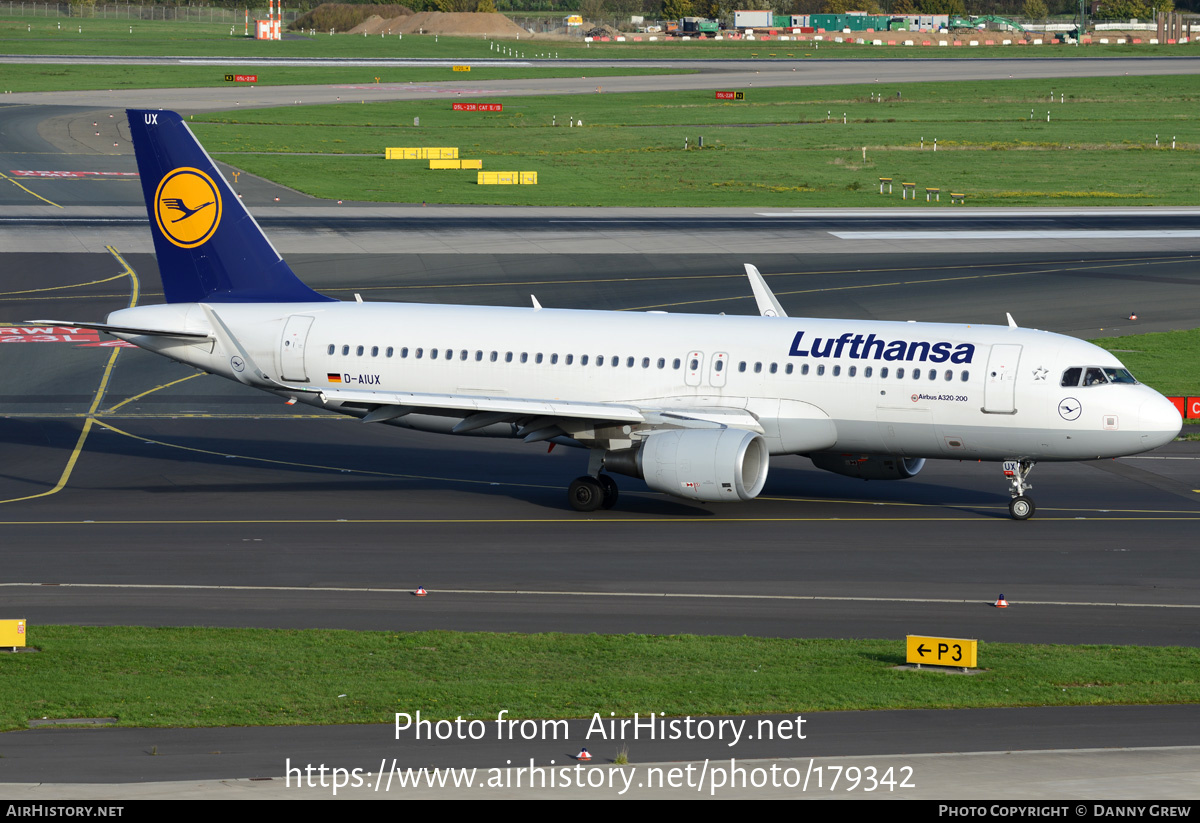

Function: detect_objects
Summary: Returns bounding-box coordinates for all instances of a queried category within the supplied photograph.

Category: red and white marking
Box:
[10,170,139,178]
[0,327,134,347]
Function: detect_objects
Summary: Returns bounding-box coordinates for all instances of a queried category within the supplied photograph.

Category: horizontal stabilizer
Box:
[30,319,210,339]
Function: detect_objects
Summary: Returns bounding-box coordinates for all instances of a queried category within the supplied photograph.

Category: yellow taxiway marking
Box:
[3,253,1191,309]
[91,419,561,490]
[0,272,130,298]
[319,253,1191,296]
[625,256,1198,312]
[4,515,1200,525]
[62,422,1200,518]
[0,170,62,208]
[0,247,137,506]
[102,373,202,414]
[1,581,1196,610]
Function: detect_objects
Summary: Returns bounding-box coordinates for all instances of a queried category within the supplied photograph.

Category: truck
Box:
[679,16,719,35]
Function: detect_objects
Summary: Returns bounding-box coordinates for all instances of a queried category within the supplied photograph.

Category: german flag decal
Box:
[327,373,342,383]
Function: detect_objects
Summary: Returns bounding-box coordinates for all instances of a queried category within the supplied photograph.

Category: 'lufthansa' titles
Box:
[789,331,975,364]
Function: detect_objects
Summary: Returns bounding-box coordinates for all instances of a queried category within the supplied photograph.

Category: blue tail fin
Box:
[127,109,333,304]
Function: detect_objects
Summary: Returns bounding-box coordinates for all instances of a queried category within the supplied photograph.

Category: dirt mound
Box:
[390,12,531,38]
[583,24,620,39]
[349,14,410,35]
[291,4,412,33]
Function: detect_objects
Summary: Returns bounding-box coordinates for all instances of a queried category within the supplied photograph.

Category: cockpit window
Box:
[1061,367,1082,387]
[1103,368,1138,385]
[1084,368,1108,386]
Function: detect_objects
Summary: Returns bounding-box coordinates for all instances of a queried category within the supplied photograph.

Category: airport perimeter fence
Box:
[1,3,300,22]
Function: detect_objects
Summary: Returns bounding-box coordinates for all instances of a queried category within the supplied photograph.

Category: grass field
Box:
[2,627,1198,731]
[1091,327,1200,398]
[0,62,686,92]
[191,75,1200,207]
[0,15,1197,60]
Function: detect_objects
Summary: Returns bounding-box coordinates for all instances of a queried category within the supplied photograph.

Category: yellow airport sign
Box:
[906,635,977,668]
[0,619,27,648]
[453,65,471,71]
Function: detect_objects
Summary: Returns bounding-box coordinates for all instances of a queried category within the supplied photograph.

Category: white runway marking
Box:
[829,230,1200,240]
[3,582,1197,610]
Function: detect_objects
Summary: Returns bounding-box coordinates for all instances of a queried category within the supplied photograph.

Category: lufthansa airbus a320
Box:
[44,110,1182,519]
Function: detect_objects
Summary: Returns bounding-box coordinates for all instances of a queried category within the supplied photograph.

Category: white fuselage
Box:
[107,300,1182,463]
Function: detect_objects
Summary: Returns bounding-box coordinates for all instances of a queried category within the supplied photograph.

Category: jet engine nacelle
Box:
[605,429,769,502]
[809,453,926,481]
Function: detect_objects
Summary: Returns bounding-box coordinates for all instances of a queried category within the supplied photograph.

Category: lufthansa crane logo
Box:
[153,167,222,248]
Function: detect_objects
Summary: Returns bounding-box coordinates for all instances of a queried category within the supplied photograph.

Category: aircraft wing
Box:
[286,385,762,444]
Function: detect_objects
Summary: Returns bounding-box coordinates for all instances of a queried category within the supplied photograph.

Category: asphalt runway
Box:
[2,248,1198,647]
[0,58,1198,793]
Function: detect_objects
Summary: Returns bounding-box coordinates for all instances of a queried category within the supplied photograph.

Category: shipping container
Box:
[734,10,773,28]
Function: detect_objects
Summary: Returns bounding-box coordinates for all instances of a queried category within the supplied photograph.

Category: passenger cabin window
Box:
[327,344,335,355]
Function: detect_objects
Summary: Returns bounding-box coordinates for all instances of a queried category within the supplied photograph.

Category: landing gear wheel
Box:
[1009,495,1035,521]
[568,476,604,512]
[597,474,619,510]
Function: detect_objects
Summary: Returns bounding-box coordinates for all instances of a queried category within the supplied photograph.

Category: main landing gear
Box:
[568,474,618,512]
[567,450,619,512]
[1003,459,1036,520]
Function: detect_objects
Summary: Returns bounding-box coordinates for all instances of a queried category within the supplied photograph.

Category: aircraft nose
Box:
[1139,393,1183,450]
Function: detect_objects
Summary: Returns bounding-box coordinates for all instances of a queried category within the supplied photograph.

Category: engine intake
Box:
[605,429,769,502]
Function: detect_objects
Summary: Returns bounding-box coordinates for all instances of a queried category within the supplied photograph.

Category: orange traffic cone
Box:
[415,586,427,597]
[577,748,592,761]
[994,594,1008,608]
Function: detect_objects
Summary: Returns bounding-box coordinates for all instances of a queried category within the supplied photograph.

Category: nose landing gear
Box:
[1004,459,1036,520]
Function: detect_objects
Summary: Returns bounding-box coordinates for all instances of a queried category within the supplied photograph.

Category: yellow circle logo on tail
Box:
[154,167,222,248]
